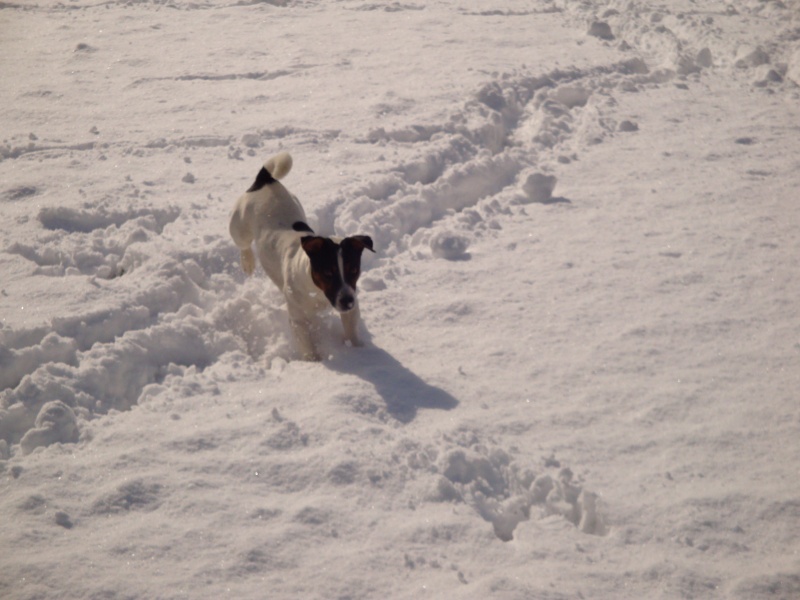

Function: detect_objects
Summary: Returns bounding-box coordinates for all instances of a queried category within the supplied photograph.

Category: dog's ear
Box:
[342,235,375,254]
[293,221,315,234]
[300,236,327,257]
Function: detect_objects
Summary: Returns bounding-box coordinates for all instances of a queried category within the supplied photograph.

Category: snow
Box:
[2,0,800,598]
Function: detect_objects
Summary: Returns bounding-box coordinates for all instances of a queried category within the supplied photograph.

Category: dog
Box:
[229,152,374,360]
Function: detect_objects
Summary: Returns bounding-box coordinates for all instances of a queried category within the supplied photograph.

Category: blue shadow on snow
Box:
[324,344,459,424]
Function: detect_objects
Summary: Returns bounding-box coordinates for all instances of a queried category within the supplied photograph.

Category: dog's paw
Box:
[300,350,322,362]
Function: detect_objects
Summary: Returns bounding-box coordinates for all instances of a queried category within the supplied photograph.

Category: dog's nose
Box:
[339,295,355,312]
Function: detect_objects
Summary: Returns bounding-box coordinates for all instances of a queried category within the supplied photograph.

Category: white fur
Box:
[229,152,362,360]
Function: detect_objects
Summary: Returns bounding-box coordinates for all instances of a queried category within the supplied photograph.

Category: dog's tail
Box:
[246,152,293,193]
[265,152,293,180]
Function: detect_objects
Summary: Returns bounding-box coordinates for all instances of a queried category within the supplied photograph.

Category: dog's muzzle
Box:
[336,292,356,313]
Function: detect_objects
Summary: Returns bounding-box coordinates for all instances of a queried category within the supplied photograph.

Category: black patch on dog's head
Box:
[247,166,276,193]
[340,236,374,288]
[301,235,375,310]
[301,236,341,308]
[292,221,315,234]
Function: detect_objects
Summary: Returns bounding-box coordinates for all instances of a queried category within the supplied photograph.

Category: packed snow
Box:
[2,0,800,598]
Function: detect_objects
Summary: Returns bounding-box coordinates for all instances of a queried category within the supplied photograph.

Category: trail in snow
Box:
[0,0,662,541]
[1,50,654,453]
[1,0,800,597]
[1,22,653,449]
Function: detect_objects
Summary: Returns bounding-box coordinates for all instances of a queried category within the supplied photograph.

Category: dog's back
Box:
[229,152,305,281]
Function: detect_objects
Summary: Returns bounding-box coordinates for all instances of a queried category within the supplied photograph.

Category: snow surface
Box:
[2,0,800,598]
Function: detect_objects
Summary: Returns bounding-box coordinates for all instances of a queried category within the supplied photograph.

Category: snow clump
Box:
[430,230,471,260]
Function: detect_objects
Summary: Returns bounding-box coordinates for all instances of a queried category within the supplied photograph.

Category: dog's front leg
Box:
[341,303,363,348]
[240,248,256,276]
[287,302,321,361]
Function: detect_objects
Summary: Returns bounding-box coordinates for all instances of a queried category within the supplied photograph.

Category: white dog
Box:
[229,152,374,360]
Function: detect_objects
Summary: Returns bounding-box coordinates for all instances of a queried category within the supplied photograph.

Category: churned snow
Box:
[2,1,800,598]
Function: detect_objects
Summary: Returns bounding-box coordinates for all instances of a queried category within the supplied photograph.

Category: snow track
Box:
[1,26,643,450]
[2,0,800,597]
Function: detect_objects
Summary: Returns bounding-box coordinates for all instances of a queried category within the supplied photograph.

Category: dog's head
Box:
[300,234,375,313]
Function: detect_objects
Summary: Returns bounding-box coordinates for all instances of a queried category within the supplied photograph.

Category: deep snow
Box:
[2,0,800,598]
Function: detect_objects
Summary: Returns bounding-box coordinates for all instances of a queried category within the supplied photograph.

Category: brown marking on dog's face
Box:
[301,236,341,307]
[301,235,374,312]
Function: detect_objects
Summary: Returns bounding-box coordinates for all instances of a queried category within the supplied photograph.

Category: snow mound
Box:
[520,171,558,204]
[19,401,79,455]
[430,230,470,260]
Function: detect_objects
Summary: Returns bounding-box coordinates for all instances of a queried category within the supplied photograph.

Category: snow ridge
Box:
[0,46,625,540]
[0,0,748,522]
[2,0,799,596]
[0,53,658,455]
